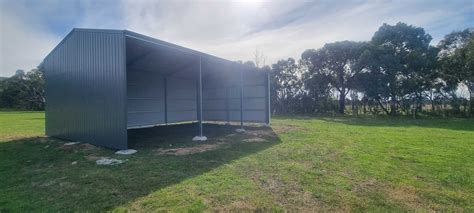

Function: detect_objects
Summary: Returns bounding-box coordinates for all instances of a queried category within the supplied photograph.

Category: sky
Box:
[0,0,473,77]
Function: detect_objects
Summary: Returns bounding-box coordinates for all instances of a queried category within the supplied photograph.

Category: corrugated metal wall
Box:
[241,70,269,122]
[202,62,269,123]
[43,29,128,149]
[166,77,198,123]
[127,67,165,128]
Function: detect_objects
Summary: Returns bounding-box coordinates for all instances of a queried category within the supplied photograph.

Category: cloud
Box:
[0,8,59,76]
[118,0,473,66]
[0,0,123,76]
[0,0,472,77]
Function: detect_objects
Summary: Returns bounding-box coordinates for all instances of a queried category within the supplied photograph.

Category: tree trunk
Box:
[338,89,345,114]
[351,99,355,114]
[363,98,367,114]
[431,100,435,115]
[377,99,390,114]
[468,84,473,117]
[413,98,416,119]
[430,90,435,114]
[470,95,473,117]
[390,94,397,116]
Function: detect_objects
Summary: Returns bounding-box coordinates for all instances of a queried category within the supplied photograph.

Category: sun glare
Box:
[236,0,264,9]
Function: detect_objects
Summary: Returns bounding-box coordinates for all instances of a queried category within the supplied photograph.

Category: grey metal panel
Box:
[126,67,165,128]
[241,70,268,122]
[43,29,127,150]
[166,77,197,123]
[202,67,269,123]
[127,112,163,127]
[243,86,266,98]
[201,64,232,122]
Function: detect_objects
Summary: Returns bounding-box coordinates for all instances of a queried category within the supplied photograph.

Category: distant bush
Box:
[0,68,44,111]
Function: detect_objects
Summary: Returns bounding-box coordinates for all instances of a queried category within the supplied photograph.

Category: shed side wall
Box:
[43,30,127,149]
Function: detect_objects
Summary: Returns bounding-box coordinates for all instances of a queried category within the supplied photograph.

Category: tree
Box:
[254,48,267,68]
[270,58,304,114]
[0,68,45,110]
[300,58,334,113]
[438,28,474,58]
[25,68,46,110]
[438,29,474,115]
[302,41,367,114]
[366,22,434,115]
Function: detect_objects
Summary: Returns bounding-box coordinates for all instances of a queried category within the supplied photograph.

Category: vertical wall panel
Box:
[166,77,197,123]
[43,29,127,149]
[126,68,165,128]
[202,65,269,123]
[241,70,268,122]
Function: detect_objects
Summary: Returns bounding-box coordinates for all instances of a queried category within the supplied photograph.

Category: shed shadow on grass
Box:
[0,123,280,211]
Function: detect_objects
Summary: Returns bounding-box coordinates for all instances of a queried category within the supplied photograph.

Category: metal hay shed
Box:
[42,28,270,150]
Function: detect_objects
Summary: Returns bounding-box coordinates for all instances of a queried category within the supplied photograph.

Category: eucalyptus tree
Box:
[270,58,304,114]
[438,28,474,115]
[366,22,434,115]
[0,68,45,110]
[302,41,367,114]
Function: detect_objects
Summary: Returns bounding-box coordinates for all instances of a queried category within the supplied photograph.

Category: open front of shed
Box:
[42,28,271,150]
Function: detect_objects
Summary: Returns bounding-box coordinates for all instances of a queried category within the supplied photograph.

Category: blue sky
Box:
[1,0,473,77]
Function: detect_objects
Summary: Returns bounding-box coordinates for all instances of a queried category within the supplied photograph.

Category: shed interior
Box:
[125,35,269,131]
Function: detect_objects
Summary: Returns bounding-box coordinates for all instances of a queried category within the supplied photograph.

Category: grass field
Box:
[0,111,473,211]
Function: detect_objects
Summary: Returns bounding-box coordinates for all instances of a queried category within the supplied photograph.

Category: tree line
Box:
[0,22,472,117]
[0,69,45,110]
[266,23,474,117]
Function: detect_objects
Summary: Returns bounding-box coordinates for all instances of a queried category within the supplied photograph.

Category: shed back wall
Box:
[127,68,165,128]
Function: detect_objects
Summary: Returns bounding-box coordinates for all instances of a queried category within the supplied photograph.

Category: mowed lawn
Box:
[0,111,473,211]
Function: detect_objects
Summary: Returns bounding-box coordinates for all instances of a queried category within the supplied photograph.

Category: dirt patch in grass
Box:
[244,129,275,137]
[272,125,308,134]
[33,137,51,143]
[242,137,267,143]
[249,170,324,210]
[385,186,432,211]
[154,143,227,156]
[352,179,436,211]
[58,143,98,152]
[153,128,275,156]
[220,200,258,211]
[85,155,103,161]
[352,179,379,193]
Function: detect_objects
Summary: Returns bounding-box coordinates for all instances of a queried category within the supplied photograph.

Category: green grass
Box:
[0,111,45,140]
[0,112,473,211]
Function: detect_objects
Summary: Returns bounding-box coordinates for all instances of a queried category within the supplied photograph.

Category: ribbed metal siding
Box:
[166,77,197,123]
[127,67,166,128]
[202,65,269,123]
[43,29,127,150]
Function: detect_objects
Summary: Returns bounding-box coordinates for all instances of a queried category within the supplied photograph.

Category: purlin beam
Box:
[126,50,155,67]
